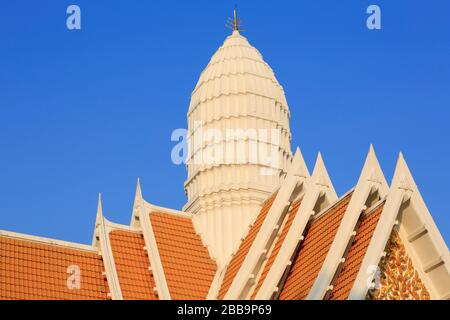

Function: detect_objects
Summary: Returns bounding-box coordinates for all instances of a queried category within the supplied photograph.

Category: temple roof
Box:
[279,192,353,300]
[328,200,385,300]
[150,212,216,299]
[109,230,157,300]
[0,232,109,300]
[1,147,449,300]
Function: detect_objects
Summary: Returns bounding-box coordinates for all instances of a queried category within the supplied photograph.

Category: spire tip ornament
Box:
[226,5,243,32]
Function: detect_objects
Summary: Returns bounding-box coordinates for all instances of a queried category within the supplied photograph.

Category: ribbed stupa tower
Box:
[184,18,293,265]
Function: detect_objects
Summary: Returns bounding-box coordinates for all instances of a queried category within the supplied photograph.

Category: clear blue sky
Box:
[0,1,449,245]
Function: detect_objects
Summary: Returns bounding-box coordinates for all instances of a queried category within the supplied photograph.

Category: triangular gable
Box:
[222,147,310,299]
[92,184,161,300]
[368,228,431,299]
[348,153,450,300]
[128,179,217,300]
[253,152,338,299]
[307,145,389,299]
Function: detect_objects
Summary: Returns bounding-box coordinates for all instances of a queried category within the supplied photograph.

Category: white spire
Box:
[394,152,416,192]
[95,193,103,226]
[359,144,389,195]
[291,146,310,179]
[312,152,337,200]
[135,177,143,202]
[130,178,144,227]
[92,193,104,247]
[185,29,293,264]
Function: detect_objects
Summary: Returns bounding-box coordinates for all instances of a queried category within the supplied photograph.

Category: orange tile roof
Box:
[0,236,109,300]
[218,192,277,299]
[278,191,353,300]
[109,230,158,300]
[328,202,384,300]
[150,212,217,300]
[251,200,302,299]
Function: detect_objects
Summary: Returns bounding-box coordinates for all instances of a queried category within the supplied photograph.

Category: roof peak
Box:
[226,6,243,33]
[95,192,103,228]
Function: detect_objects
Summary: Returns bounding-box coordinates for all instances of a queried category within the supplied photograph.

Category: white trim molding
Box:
[207,267,227,300]
[95,210,123,300]
[224,147,310,299]
[138,195,172,300]
[130,178,143,228]
[307,145,389,300]
[255,152,338,299]
[0,229,94,252]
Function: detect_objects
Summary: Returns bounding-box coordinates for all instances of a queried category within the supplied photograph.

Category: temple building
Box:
[1,14,449,300]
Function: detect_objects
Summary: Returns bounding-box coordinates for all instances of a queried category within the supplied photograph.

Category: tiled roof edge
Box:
[206,267,227,300]
[312,187,355,221]
[96,215,123,300]
[146,201,193,219]
[0,229,95,252]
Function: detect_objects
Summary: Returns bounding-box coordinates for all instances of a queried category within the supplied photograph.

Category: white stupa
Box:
[184,12,293,264]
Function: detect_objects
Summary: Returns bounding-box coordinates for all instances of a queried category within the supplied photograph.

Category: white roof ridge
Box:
[0,229,95,252]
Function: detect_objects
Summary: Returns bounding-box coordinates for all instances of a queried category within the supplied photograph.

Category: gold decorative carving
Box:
[367,230,430,300]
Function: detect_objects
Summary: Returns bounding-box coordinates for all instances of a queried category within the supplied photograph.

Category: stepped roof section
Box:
[0,146,449,300]
[214,146,450,300]
[0,230,109,300]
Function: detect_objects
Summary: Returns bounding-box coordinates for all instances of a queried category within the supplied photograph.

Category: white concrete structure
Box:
[184,30,293,265]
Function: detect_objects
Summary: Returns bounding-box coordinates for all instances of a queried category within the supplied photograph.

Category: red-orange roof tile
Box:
[328,202,384,300]
[0,236,109,300]
[150,212,217,300]
[109,230,158,300]
[218,192,278,299]
[251,200,302,299]
[278,191,353,300]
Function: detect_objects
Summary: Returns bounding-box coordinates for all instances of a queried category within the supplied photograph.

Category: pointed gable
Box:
[278,191,353,300]
[253,152,338,299]
[150,212,217,300]
[307,145,389,299]
[0,232,109,300]
[1,149,448,301]
[222,147,311,299]
[348,153,450,300]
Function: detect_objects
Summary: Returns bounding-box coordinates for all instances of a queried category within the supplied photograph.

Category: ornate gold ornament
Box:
[368,230,430,300]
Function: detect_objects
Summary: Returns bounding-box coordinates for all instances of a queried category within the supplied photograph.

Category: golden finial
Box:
[226,5,243,32]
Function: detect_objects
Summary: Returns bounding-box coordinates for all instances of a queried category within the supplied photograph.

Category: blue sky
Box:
[0,1,449,245]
